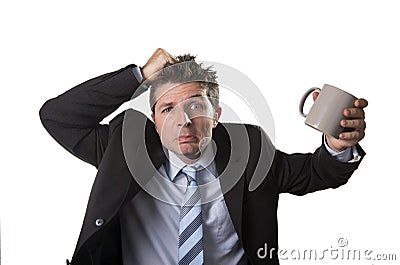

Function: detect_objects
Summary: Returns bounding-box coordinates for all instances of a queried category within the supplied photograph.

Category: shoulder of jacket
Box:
[109,109,150,134]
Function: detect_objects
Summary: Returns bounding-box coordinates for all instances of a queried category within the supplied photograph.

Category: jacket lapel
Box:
[213,123,248,240]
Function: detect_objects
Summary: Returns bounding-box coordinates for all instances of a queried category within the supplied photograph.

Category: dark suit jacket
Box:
[39,64,365,265]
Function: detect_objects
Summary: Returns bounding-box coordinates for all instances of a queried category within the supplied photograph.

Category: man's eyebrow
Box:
[157,102,173,109]
[188,94,205,99]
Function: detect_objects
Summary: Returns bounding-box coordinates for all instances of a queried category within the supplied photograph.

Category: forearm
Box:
[276,143,365,195]
[39,64,142,167]
[40,64,141,128]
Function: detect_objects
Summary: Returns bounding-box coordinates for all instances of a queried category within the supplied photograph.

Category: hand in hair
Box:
[141,48,177,80]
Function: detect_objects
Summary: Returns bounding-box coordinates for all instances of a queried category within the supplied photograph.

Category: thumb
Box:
[312,91,319,102]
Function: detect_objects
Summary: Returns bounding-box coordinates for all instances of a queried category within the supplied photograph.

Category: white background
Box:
[1,1,399,264]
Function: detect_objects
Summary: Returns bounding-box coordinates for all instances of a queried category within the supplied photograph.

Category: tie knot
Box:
[181,165,200,185]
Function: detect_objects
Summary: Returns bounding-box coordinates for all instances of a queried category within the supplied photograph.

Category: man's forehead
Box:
[153,82,206,101]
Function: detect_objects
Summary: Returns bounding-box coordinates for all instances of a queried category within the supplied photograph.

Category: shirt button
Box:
[95,218,104,227]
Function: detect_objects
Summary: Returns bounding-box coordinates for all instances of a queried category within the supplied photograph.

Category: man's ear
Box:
[151,113,159,133]
[212,107,222,128]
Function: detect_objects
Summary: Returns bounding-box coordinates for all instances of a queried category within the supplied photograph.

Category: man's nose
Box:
[176,108,192,127]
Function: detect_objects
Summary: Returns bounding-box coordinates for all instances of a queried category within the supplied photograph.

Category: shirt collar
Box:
[166,143,216,182]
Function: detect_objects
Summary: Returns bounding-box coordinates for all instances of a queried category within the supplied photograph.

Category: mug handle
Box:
[299,87,321,118]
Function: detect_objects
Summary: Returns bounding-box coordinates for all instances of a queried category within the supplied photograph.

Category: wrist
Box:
[326,136,347,153]
[141,65,152,81]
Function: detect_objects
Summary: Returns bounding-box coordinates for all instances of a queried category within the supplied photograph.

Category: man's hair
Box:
[148,54,219,113]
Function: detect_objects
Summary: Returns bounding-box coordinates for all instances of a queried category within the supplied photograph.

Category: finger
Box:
[354,98,368,108]
[169,53,178,63]
[312,91,319,102]
[154,48,176,65]
[340,119,366,130]
[165,52,177,64]
[154,48,167,58]
[338,129,365,141]
[344,107,365,119]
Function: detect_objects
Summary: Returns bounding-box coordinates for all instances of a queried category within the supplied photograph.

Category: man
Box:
[39,48,367,265]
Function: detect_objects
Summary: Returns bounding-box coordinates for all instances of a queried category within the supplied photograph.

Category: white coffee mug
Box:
[299,84,357,138]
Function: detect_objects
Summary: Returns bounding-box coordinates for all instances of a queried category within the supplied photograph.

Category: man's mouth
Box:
[178,135,198,143]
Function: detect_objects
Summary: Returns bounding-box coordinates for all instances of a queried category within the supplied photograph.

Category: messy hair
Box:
[147,54,219,113]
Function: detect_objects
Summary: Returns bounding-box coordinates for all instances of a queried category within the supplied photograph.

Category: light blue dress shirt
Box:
[120,144,247,265]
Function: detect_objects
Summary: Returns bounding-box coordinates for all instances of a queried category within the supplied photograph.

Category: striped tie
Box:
[178,165,204,265]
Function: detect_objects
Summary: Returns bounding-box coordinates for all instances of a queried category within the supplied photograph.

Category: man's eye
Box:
[190,103,203,111]
[162,107,173,113]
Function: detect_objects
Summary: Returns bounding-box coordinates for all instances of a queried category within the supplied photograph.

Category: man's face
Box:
[151,82,221,162]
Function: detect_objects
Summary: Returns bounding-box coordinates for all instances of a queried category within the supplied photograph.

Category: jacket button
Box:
[95,218,104,227]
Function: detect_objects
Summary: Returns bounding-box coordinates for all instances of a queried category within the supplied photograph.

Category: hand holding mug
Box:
[300,84,368,152]
[325,96,368,152]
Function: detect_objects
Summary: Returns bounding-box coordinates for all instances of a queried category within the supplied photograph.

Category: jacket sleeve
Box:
[39,64,142,168]
[275,142,366,195]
